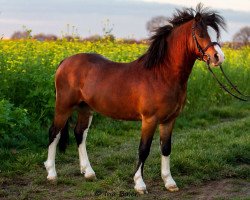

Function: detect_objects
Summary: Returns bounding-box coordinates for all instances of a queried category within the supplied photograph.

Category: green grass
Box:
[0,103,249,199]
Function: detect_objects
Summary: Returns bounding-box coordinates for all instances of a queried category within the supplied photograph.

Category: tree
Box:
[33,33,57,41]
[233,26,250,46]
[146,16,169,35]
[11,31,30,39]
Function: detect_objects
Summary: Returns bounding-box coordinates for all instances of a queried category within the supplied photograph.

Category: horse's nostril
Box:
[214,53,219,62]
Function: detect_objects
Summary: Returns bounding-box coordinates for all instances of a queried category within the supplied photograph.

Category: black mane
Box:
[141,3,226,69]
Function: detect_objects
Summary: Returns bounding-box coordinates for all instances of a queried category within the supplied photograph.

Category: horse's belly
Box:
[86,97,141,121]
[92,106,141,121]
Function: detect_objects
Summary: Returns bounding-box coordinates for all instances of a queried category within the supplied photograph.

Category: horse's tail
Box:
[58,120,69,152]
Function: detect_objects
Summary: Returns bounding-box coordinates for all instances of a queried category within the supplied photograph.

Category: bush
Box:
[0,99,30,148]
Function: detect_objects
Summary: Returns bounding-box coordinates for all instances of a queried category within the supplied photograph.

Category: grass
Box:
[0,102,249,199]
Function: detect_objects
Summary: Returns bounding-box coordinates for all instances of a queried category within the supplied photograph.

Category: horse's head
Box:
[191,6,226,66]
[141,4,226,69]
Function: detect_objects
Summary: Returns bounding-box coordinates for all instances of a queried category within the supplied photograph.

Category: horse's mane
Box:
[141,3,226,69]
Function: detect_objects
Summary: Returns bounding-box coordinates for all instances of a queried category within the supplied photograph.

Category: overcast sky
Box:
[0,0,250,41]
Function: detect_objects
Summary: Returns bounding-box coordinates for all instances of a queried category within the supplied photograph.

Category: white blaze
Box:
[214,44,225,64]
[207,27,225,65]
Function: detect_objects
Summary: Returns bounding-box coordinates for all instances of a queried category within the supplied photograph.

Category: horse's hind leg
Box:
[74,104,96,180]
[44,105,72,181]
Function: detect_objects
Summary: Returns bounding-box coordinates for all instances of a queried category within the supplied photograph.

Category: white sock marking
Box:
[134,164,147,193]
[161,155,177,189]
[44,133,61,180]
[78,116,95,178]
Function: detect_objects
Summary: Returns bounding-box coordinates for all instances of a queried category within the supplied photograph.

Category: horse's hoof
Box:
[47,176,57,182]
[136,189,148,195]
[85,173,96,181]
[134,185,148,195]
[166,185,179,192]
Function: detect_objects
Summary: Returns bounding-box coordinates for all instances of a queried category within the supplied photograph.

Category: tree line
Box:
[8,16,250,47]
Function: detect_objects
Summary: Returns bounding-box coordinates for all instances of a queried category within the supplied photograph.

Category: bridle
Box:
[192,24,221,62]
[192,23,249,101]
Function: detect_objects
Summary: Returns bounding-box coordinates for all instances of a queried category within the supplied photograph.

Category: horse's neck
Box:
[163,21,197,86]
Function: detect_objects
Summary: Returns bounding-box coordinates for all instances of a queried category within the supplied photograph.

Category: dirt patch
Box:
[0,177,249,200]
[0,176,74,200]
[144,179,250,200]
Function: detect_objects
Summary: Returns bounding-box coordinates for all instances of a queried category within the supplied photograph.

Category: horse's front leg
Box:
[134,117,157,194]
[159,120,179,192]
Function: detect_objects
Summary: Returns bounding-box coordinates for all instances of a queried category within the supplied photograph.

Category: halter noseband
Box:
[192,24,220,62]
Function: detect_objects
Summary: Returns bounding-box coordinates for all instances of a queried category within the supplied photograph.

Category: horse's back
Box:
[58,53,112,70]
[55,53,115,86]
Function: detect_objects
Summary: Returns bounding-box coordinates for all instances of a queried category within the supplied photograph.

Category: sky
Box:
[0,0,250,41]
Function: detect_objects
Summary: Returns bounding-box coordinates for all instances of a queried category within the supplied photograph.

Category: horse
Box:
[44,3,226,194]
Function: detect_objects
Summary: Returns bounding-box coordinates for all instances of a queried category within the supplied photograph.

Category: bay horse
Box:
[44,4,226,194]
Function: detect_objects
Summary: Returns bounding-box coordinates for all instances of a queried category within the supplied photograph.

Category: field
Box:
[0,39,249,199]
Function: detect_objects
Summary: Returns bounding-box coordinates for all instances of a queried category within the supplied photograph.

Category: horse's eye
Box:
[198,32,204,38]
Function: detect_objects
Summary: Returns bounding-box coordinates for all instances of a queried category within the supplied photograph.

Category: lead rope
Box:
[206,63,249,101]
[219,65,250,98]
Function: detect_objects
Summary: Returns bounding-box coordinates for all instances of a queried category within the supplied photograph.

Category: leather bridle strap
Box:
[191,24,204,60]
[203,41,220,52]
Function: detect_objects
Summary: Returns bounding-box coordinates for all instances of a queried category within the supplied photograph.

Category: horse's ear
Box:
[195,13,202,22]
